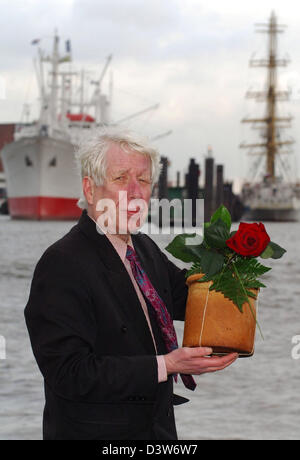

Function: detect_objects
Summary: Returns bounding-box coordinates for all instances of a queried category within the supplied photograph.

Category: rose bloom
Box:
[226,222,270,257]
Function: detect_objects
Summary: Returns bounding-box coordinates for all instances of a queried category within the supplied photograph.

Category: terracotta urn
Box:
[182,273,259,357]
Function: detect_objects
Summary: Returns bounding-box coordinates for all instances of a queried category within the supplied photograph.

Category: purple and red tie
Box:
[126,245,196,391]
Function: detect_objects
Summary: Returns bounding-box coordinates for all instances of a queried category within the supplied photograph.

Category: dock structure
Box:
[155,154,244,226]
[216,164,224,209]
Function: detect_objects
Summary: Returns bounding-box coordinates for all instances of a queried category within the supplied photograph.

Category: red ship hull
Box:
[8,196,82,220]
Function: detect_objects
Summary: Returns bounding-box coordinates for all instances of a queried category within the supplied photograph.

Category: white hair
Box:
[75,126,162,209]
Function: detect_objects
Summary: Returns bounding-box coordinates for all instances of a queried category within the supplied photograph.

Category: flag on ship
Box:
[65,39,71,53]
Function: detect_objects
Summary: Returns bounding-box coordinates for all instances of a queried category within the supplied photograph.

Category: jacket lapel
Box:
[78,211,156,355]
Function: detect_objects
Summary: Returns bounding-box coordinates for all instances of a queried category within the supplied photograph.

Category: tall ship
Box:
[1,34,159,219]
[240,12,300,222]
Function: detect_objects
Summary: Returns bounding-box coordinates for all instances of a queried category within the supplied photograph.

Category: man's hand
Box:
[164,347,238,376]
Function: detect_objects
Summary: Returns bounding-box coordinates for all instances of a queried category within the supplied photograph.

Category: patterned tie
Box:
[126,245,196,391]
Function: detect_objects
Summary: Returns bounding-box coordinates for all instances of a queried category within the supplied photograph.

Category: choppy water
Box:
[0,215,300,440]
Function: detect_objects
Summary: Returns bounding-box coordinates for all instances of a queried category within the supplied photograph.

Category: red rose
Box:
[226,222,270,257]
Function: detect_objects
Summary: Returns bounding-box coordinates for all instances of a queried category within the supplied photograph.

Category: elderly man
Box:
[24,128,237,440]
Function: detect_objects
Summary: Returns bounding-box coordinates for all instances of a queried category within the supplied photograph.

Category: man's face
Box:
[85,142,152,235]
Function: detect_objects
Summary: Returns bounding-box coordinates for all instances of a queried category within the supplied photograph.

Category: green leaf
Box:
[260,243,274,259]
[260,241,286,259]
[246,290,258,299]
[209,270,247,313]
[234,257,272,277]
[245,280,266,289]
[205,257,267,312]
[204,218,230,249]
[198,248,225,277]
[186,262,203,278]
[184,244,211,266]
[197,272,214,282]
[210,205,232,231]
[165,233,200,263]
[268,241,286,259]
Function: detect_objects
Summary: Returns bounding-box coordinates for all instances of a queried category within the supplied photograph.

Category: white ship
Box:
[240,12,300,222]
[1,33,160,219]
[1,34,113,219]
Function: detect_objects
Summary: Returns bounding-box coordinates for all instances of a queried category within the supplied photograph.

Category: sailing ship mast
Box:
[240,11,294,181]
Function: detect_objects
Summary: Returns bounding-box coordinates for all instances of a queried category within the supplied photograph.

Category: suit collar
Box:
[85,212,134,265]
[78,210,134,272]
[78,209,153,271]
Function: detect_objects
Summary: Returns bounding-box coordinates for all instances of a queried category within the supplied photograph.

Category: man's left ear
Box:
[82,176,95,205]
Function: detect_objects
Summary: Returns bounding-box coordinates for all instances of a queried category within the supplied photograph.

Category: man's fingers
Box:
[200,361,237,373]
[183,346,213,357]
[202,352,238,365]
[184,347,238,364]
[193,354,238,374]
[189,352,238,372]
[165,347,238,376]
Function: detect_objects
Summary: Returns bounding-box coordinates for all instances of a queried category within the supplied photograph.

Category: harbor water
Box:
[0,215,300,440]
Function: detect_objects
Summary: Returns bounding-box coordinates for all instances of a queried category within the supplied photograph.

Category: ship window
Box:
[40,125,48,137]
[25,156,33,167]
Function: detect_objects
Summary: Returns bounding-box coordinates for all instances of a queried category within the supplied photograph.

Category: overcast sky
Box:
[0,0,300,189]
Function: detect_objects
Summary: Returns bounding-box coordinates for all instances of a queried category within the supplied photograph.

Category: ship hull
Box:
[8,196,80,220]
[242,207,300,222]
[1,136,82,220]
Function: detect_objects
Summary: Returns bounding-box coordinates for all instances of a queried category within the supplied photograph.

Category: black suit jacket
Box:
[24,210,190,440]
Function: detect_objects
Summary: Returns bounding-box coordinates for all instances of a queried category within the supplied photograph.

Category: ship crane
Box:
[113,103,159,125]
[92,54,113,90]
[150,130,173,142]
[90,54,113,124]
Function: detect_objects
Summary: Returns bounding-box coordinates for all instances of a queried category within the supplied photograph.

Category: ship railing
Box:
[13,125,71,142]
[14,126,39,141]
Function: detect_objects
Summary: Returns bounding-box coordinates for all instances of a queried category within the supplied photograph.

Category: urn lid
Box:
[186,273,207,286]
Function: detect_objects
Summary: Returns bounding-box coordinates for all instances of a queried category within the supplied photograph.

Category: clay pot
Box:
[182,273,259,357]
